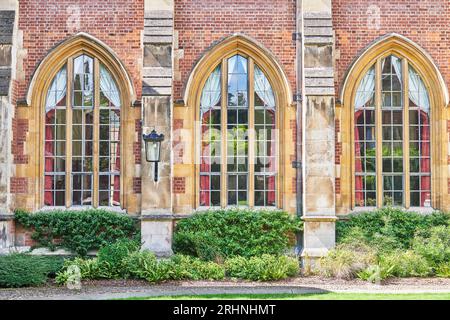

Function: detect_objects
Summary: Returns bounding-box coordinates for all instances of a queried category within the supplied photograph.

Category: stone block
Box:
[0,220,13,248]
[141,219,173,256]
[304,45,333,68]
[144,44,172,68]
[302,219,336,263]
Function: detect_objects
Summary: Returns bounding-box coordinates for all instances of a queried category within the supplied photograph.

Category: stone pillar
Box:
[140,0,174,256]
[0,1,17,249]
[301,0,337,264]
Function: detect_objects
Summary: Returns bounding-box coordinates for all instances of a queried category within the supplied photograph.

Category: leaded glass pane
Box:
[44,65,67,206]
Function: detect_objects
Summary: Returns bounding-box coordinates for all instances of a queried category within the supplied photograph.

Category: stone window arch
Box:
[26,33,136,210]
[338,34,449,213]
[178,34,296,212]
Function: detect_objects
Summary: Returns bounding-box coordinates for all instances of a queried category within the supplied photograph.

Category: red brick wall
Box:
[174,0,296,100]
[10,177,28,194]
[173,177,186,194]
[333,0,450,96]
[17,0,144,101]
[11,111,29,165]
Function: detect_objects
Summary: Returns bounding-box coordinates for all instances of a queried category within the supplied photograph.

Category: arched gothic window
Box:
[355,55,431,208]
[199,54,277,208]
[44,54,121,207]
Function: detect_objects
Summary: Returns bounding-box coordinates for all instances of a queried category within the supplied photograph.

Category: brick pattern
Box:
[134,119,142,164]
[174,0,296,100]
[173,119,184,130]
[12,116,29,164]
[290,119,297,143]
[333,0,450,97]
[10,177,28,194]
[335,119,342,165]
[335,177,341,195]
[17,0,144,101]
[173,177,186,194]
[173,119,184,164]
[133,177,141,194]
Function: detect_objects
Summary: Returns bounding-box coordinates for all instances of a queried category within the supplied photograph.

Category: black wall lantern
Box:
[143,129,165,182]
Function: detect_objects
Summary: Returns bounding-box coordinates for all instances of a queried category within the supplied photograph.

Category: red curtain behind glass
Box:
[44,110,55,206]
[354,110,364,206]
[420,111,430,206]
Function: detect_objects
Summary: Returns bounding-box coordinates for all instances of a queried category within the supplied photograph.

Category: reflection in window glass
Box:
[254,65,276,207]
[99,64,121,207]
[381,56,403,206]
[354,66,376,207]
[44,65,67,206]
[72,55,94,206]
[409,66,431,207]
[354,55,432,208]
[227,55,248,206]
[200,66,222,207]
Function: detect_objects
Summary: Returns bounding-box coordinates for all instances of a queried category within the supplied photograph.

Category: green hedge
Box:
[15,209,139,256]
[173,209,302,261]
[336,208,450,249]
[0,254,65,288]
[322,208,450,282]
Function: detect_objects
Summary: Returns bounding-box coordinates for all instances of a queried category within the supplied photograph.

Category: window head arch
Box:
[354,54,431,208]
[44,53,122,208]
[199,54,277,208]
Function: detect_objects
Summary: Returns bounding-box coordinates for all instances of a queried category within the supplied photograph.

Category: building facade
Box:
[0,0,449,260]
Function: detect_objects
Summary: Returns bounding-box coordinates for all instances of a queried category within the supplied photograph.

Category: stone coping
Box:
[0,214,14,221]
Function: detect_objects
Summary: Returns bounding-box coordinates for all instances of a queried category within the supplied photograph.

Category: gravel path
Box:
[1,277,450,300]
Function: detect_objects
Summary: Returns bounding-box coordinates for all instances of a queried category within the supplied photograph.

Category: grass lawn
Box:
[124,292,450,300]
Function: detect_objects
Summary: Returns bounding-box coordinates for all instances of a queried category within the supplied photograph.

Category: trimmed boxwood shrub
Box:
[173,209,302,261]
[15,209,139,256]
[0,254,65,288]
[336,208,450,249]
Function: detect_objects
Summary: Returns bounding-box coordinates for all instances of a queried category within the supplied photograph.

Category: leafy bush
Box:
[413,226,450,266]
[173,209,302,261]
[0,254,65,288]
[225,254,299,281]
[55,257,105,284]
[337,208,450,249]
[379,250,431,278]
[318,242,377,279]
[15,209,139,256]
[122,250,165,282]
[97,238,140,278]
[436,263,450,278]
[169,255,225,280]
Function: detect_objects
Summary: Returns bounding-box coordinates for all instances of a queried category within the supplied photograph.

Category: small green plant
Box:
[0,254,65,288]
[173,209,302,261]
[318,242,377,279]
[357,264,395,283]
[169,255,225,280]
[413,226,450,266]
[97,238,140,278]
[436,263,450,278]
[15,209,139,256]
[122,250,165,282]
[225,254,299,281]
[379,250,431,278]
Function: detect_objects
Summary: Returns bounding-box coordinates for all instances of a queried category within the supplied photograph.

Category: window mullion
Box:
[220,58,228,208]
[403,58,410,208]
[93,58,100,208]
[65,58,73,208]
[375,59,383,208]
[248,58,255,208]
